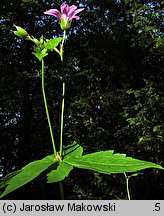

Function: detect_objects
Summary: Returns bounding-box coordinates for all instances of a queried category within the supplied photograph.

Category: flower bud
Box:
[13,25,28,38]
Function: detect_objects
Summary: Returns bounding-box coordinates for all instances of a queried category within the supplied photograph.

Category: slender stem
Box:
[41,59,57,156]
[59,30,66,157]
[59,181,65,200]
[124,173,131,200]
[60,30,66,62]
[59,82,65,156]
[58,30,66,200]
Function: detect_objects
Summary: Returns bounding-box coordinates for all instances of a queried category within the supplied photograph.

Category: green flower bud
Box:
[13,25,28,38]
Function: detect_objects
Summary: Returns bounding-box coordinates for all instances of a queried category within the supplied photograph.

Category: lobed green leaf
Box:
[64,150,164,174]
[45,38,63,51]
[0,155,56,198]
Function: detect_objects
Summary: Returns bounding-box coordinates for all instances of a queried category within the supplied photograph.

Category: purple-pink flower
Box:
[44,3,85,30]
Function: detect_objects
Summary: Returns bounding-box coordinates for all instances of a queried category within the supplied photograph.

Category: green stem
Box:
[59,30,66,157]
[41,59,57,156]
[124,173,131,200]
[59,82,65,157]
[59,181,65,200]
[60,30,66,62]
[58,30,66,200]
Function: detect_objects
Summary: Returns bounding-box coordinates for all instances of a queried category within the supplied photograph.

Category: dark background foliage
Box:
[0,0,164,199]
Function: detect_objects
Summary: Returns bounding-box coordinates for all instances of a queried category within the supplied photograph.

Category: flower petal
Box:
[69,8,85,20]
[68,5,78,17]
[73,8,85,16]
[72,15,80,20]
[68,5,77,11]
[44,9,61,19]
[61,3,69,14]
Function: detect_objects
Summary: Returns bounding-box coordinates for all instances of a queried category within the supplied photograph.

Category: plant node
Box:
[56,152,62,161]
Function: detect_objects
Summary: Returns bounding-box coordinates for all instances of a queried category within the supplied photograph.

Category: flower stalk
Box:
[44,3,84,157]
[41,59,57,157]
[59,30,66,157]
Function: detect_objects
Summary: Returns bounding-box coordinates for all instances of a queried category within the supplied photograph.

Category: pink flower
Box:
[44,3,85,30]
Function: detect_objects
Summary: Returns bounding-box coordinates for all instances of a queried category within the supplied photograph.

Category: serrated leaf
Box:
[47,142,83,183]
[0,155,56,198]
[64,150,164,174]
[45,38,63,51]
[0,170,22,190]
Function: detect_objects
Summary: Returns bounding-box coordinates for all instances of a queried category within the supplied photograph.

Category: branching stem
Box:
[124,173,131,200]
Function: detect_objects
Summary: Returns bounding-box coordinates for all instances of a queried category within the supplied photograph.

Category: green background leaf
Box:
[64,150,164,174]
[0,155,56,198]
